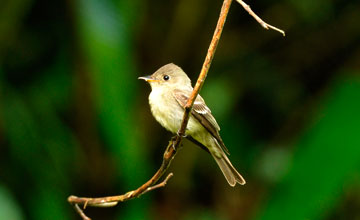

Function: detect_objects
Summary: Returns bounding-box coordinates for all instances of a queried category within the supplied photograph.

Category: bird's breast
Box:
[148,89,184,133]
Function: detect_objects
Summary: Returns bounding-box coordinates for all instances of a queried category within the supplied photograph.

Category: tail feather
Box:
[210,137,246,186]
[212,153,246,186]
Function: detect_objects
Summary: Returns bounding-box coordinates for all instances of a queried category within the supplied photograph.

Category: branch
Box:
[236,0,285,36]
[176,0,234,139]
[68,0,284,219]
[68,172,174,208]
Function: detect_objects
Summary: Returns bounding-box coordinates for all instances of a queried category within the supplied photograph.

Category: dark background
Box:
[0,0,359,219]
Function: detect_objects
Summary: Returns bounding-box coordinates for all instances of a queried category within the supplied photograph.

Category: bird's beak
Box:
[138,75,159,83]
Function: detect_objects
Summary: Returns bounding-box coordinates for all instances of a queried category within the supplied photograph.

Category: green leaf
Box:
[0,185,24,220]
[255,75,360,220]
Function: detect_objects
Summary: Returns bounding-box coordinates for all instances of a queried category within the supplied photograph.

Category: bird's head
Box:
[138,63,191,89]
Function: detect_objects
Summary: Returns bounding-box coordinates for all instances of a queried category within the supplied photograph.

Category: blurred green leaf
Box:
[255,75,360,220]
[0,185,24,220]
[1,54,75,220]
[76,0,149,186]
[75,0,150,219]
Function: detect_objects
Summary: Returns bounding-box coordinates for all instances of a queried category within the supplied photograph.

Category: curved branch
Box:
[68,141,177,219]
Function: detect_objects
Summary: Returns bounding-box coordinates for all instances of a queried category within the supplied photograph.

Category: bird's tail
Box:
[210,139,246,186]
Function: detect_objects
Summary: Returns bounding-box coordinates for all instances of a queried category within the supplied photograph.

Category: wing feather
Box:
[172,89,230,155]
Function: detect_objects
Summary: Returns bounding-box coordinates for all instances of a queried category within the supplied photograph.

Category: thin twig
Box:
[236,0,285,36]
[142,173,174,195]
[68,0,284,219]
[73,204,91,220]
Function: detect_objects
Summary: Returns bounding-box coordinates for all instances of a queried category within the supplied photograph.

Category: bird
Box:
[138,63,245,186]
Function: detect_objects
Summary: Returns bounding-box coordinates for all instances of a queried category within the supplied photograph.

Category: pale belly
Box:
[148,89,206,137]
[148,88,222,156]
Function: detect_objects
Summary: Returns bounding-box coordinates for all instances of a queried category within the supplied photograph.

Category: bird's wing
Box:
[172,89,229,155]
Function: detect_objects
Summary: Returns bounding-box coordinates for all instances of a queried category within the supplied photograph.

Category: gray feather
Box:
[172,89,230,155]
[211,138,246,186]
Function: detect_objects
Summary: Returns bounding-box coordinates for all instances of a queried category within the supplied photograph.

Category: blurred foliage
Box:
[0,0,359,219]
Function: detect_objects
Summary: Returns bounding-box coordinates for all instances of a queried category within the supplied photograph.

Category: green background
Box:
[0,0,359,219]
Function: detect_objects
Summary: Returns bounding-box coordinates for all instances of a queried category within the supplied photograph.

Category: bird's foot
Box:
[177,131,187,138]
[171,141,184,151]
[170,136,178,151]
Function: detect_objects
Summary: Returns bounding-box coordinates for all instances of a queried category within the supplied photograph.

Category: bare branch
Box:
[236,0,285,36]
[142,173,174,195]
[73,204,91,220]
[68,142,177,219]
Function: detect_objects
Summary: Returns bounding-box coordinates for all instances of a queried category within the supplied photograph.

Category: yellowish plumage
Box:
[140,63,245,186]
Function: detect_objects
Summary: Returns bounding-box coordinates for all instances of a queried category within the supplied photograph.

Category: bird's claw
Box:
[171,141,184,151]
[171,141,177,151]
[177,131,187,138]
[169,132,186,151]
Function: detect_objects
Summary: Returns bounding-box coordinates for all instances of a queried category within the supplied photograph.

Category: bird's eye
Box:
[163,75,170,81]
